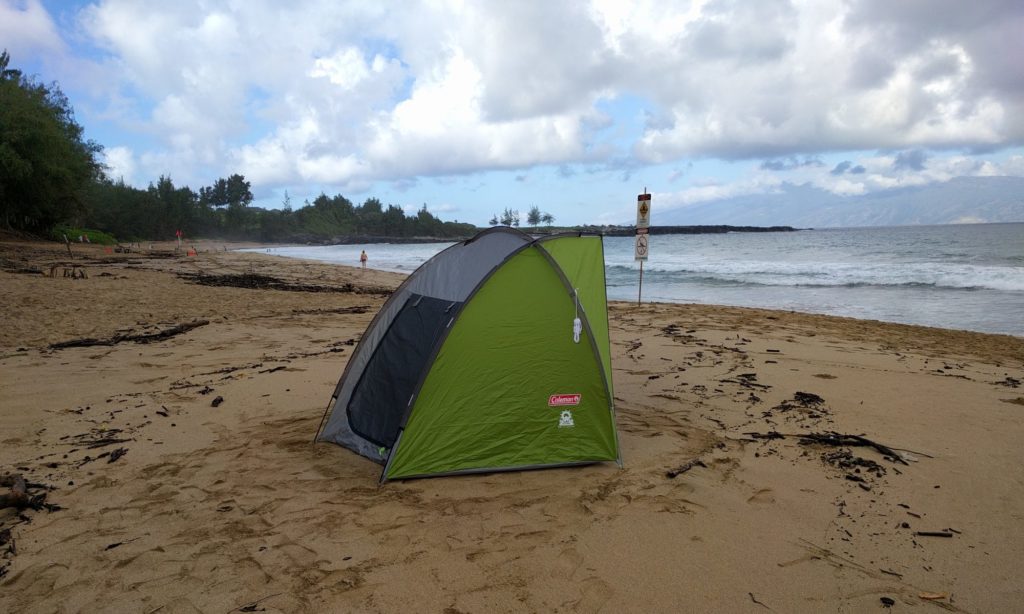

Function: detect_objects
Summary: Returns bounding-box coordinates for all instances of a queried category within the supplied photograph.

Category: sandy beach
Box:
[2,239,1023,613]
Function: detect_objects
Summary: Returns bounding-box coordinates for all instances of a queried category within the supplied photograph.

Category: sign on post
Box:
[636,191,651,304]
[636,193,651,229]
[634,230,648,261]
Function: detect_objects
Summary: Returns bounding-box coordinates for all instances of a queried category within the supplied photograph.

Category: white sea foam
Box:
[607,260,1024,292]
[245,224,1024,335]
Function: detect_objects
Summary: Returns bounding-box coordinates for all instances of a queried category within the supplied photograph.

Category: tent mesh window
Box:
[346,294,460,447]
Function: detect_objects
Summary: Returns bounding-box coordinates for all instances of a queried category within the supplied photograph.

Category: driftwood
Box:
[50,320,209,349]
[666,458,707,478]
[290,306,371,315]
[745,430,910,465]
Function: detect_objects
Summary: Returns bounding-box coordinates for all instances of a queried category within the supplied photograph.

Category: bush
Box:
[51,225,117,245]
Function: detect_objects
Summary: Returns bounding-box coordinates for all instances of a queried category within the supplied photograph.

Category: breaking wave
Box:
[605,261,1024,292]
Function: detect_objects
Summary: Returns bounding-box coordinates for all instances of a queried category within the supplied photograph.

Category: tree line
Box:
[0,51,474,243]
[488,206,555,228]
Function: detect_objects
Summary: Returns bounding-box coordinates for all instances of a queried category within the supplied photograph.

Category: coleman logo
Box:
[549,393,581,406]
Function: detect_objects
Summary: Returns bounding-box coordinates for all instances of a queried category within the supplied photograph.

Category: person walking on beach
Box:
[360,250,368,271]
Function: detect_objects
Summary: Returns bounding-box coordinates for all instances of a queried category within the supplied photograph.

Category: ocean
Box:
[244,223,1024,336]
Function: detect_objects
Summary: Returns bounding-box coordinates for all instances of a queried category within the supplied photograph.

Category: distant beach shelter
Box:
[315,227,621,481]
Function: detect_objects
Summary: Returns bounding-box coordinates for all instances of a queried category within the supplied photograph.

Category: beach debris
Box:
[748,592,771,610]
[104,536,142,551]
[258,366,286,374]
[212,396,225,407]
[914,531,954,538]
[918,591,948,601]
[65,428,131,449]
[50,319,209,349]
[666,458,707,478]
[880,569,903,579]
[0,474,28,510]
[880,596,896,607]
[792,391,825,406]
[290,305,371,315]
[235,592,283,612]
[178,271,391,295]
[823,449,886,477]
[108,448,127,463]
[743,431,911,466]
[0,474,60,513]
[994,376,1020,388]
[719,372,772,391]
[799,432,909,465]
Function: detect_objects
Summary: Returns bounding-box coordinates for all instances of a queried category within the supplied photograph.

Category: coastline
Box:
[2,239,1023,611]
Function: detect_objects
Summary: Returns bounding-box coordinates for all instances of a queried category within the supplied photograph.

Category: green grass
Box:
[51,225,118,245]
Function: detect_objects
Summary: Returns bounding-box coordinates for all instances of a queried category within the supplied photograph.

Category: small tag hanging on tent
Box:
[573,289,582,343]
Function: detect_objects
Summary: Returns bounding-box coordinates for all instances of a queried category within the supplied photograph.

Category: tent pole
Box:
[312,395,336,444]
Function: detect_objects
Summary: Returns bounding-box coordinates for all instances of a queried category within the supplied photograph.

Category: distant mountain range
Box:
[656,176,1024,228]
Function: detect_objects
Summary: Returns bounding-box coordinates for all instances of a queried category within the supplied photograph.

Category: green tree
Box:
[382,204,406,236]
[541,212,554,226]
[198,173,254,236]
[149,176,199,239]
[0,50,103,230]
[527,205,541,226]
[198,173,252,209]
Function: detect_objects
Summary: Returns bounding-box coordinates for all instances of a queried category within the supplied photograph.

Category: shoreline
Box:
[2,239,1023,611]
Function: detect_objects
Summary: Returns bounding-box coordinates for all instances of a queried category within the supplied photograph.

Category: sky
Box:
[3,0,1024,225]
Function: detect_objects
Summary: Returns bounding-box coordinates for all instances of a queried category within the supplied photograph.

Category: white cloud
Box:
[310,48,374,89]
[101,146,136,184]
[666,176,784,207]
[0,0,63,55]
[22,0,1023,215]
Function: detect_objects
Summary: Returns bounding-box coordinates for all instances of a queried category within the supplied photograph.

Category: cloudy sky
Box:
[4,0,1023,224]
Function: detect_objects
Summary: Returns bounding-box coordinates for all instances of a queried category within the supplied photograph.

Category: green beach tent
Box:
[315,227,621,481]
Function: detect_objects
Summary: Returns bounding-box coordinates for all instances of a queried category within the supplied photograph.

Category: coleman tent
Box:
[314,227,621,481]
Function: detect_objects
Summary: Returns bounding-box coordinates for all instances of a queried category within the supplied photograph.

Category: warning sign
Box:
[635,233,649,261]
[636,193,651,229]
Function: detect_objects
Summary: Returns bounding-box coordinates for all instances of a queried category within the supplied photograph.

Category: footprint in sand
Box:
[572,576,614,612]
[555,547,583,579]
[747,488,776,505]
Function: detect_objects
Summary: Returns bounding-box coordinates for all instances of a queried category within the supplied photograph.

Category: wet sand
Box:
[2,239,1023,612]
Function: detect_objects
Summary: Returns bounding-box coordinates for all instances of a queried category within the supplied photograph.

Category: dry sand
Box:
[2,239,1023,613]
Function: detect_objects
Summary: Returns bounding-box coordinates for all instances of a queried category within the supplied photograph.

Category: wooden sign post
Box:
[636,189,651,305]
